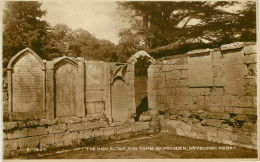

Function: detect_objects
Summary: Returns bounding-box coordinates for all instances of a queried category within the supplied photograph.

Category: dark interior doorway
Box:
[134,58,150,121]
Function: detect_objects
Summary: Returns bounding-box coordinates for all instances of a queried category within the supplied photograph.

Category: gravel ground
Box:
[17,132,257,159]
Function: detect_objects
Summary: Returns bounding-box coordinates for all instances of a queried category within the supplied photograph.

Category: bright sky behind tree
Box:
[41,0,130,44]
[41,0,243,45]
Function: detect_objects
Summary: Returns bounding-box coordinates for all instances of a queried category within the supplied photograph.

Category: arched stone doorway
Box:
[127,51,156,121]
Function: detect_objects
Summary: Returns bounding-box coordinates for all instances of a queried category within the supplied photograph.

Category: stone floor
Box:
[18,132,257,159]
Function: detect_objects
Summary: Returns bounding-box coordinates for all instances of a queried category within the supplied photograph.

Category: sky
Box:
[41,0,130,44]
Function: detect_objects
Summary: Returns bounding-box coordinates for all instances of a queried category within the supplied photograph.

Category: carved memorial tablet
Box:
[11,50,45,112]
[111,79,129,122]
[55,61,77,117]
[188,49,213,87]
[223,51,245,95]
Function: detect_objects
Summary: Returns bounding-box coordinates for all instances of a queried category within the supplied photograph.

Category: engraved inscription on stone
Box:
[12,52,44,112]
[223,51,245,95]
[111,79,129,122]
[55,62,77,117]
[188,54,213,87]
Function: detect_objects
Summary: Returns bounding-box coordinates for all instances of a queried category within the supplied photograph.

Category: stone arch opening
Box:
[127,51,156,122]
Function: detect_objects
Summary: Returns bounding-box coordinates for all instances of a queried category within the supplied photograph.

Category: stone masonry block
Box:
[200,88,210,96]
[190,88,200,96]
[205,96,221,106]
[84,120,107,130]
[211,88,224,96]
[237,132,252,144]
[48,124,67,134]
[132,123,146,132]
[234,108,256,115]
[93,129,104,137]
[40,134,54,147]
[28,127,48,136]
[242,122,257,132]
[7,128,28,139]
[95,102,104,114]
[4,139,18,151]
[86,103,95,114]
[3,122,18,130]
[68,122,85,132]
[54,133,66,146]
[235,96,253,107]
[244,45,257,55]
[78,130,92,139]
[86,91,103,102]
[116,125,132,135]
[217,128,231,140]
[222,95,235,106]
[180,70,188,79]
[18,136,40,149]
[213,77,224,87]
[251,133,257,146]
[244,54,257,64]
[213,65,224,77]
[66,131,78,144]
[103,128,115,137]
[248,64,257,76]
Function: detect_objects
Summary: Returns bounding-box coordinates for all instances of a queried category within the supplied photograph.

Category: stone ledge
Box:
[187,48,212,56]
[221,42,244,51]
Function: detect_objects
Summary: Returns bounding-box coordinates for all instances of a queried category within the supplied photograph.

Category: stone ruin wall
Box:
[3,49,159,158]
[147,42,257,149]
[2,42,258,158]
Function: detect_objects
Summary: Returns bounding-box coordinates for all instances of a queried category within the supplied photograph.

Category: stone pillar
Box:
[103,62,112,123]
[127,63,136,119]
[77,57,85,117]
[46,61,54,120]
[7,68,12,112]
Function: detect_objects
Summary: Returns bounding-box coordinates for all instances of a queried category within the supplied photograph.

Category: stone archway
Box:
[127,51,156,121]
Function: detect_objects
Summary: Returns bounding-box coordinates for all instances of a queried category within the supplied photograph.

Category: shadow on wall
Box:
[134,96,148,121]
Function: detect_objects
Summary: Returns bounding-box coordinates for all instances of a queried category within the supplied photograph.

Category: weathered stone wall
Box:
[3,115,158,158]
[3,49,159,158]
[147,42,257,149]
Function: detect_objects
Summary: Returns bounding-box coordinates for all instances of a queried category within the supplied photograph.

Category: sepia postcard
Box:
[1,0,259,161]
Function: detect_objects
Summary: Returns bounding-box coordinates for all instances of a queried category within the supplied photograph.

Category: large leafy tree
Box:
[44,24,118,61]
[3,1,49,73]
[117,1,256,57]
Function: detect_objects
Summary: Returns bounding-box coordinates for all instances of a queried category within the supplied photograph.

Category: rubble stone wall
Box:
[3,115,158,158]
[147,42,257,149]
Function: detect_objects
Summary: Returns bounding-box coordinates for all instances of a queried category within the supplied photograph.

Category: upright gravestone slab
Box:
[111,79,129,122]
[55,60,78,117]
[7,48,46,120]
[46,57,85,119]
[188,49,213,87]
[221,43,245,95]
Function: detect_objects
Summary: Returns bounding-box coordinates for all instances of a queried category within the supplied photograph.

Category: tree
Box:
[3,1,49,73]
[117,1,256,57]
[43,24,74,59]
[44,25,118,62]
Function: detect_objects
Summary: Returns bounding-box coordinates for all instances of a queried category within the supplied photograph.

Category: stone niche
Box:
[188,49,214,87]
[7,48,46,120]
[111,64,129,122]
[46,57,85,119]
